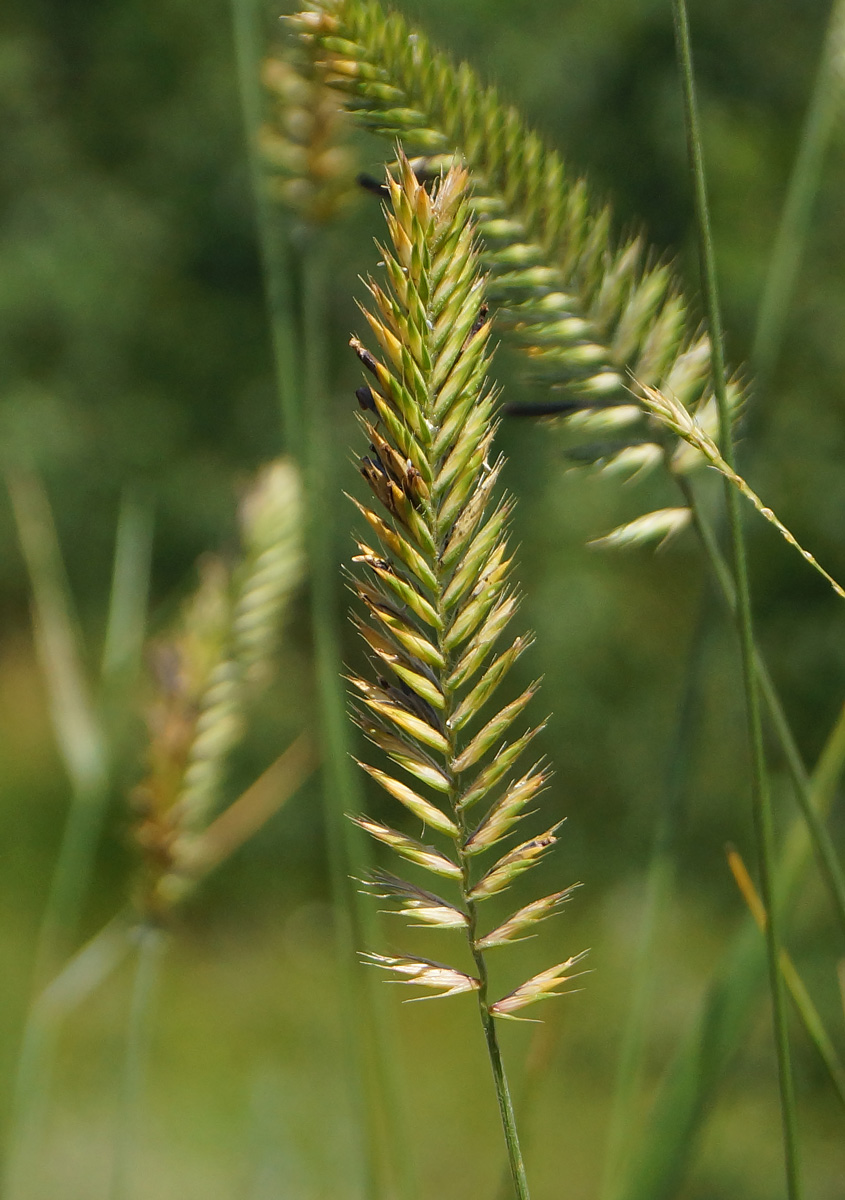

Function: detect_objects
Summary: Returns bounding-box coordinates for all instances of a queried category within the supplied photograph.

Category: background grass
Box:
[2,0,845,1196]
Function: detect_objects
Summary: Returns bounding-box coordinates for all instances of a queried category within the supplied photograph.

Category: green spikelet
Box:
[288,0,744,516]
[347,151,584,1194]
[260,39,358,224]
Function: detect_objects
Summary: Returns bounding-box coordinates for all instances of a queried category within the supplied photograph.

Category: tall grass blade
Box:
[618,701,845,1200]
[681,479,845,944]
[6,468,110,969]
[232,0,302,453]
[727,847,845,1111]
[670,4,801,1193]
[100,487,154,692]
[3,913,134,1200]
[109,926,167,1200]
[232,7,414,1191]
[752,0,845,386]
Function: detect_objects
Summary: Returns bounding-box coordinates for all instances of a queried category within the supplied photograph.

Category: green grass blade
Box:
[231,8,415,1193]
[727,848,845,1112]
[109,925,167,1200]
[752,0,845,386]
[6,469,110,974]
[100,487,154,692]
[681,479,845,943]
[618,701,845,1200]
[671,3,801,1192]
[3,912,134,1200]
[232,0,302,454]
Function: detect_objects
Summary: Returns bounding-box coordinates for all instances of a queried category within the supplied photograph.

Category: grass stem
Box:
[671,4,801,1193]
[110,925,166,1200]
[231,0,302,455]
[231,8,416,1194]
[618,702,845,1200]
[679,476,845,942]
[752,0,845,387]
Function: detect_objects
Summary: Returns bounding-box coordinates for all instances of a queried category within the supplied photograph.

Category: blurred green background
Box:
[1,0,845,1196]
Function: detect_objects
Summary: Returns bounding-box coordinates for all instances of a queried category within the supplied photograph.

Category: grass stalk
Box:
[468,898,531,1200]
[231,0,303,455]
[301,243,418,1200]
[752,0,845,386]
[3,913,134,1200]
[727,847,845,1111]
[231,8,415,1195]
[347,155,586,1200]
[100,487,154,692]
[619,700,845,1200]
[110,925,167,1200]
[671,4,802,1194]
[6,469,111,975]
[679,475,845,942]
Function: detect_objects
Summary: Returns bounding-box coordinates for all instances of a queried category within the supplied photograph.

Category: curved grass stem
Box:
[678,474,845,944]
[671,3,802,1194]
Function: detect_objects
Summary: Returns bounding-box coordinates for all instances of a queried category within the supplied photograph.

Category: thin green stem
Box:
[619,702,845,1200]
[110,925,166,1200]
[231,0,302,455]
[100,488,154,691]
[679,475,845,944]
[6,470,111,977]
[752,0,845,388]
[463,876,529,1200]
[231,8,414,1194]
[478,1000,531,1200]
[441,606,530,1200]
[671,4,801,1196]
[3,913,134,1200]
[302,242,379,1200]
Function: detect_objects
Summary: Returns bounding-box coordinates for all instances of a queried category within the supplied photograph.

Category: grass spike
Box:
[347,152,580,1200]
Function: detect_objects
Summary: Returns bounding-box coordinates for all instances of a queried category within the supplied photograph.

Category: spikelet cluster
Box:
[347,154,583,1020]
[288,0,743,547]
[131,459,304,918]
[261,41,357,224]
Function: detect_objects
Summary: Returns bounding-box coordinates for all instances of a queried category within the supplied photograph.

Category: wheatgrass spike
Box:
[346,152,582,1200]
[289,0,745,525]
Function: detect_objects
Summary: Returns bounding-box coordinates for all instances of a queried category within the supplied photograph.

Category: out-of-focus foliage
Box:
[2,0,845,1197]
